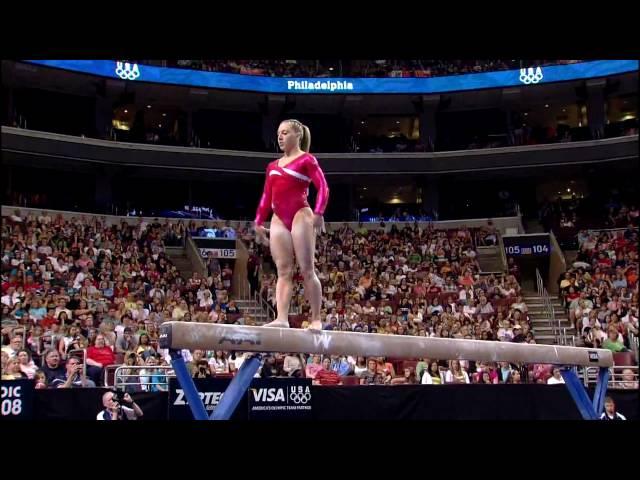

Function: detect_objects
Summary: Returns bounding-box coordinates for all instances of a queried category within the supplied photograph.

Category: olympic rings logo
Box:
[289,389,311,404]
[115,61,140,81]
[519,67,543,85]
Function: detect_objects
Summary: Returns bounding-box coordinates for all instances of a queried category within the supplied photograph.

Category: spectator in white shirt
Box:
[547,367,565,385]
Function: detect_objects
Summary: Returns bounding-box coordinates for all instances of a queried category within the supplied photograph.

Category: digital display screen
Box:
[24,60,638,95]
[502,234,551,257]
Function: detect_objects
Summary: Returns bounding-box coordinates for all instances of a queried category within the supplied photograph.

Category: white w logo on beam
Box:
[313,333,332,350]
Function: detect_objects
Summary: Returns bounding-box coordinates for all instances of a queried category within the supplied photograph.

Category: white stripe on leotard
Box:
[269,170,283,177]
[282,167,311,183]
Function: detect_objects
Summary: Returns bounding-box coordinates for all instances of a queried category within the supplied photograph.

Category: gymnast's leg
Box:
[291,207,323,331]
[264,214,295,327]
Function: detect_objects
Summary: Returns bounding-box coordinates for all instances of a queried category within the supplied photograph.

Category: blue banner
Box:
[24,60,638,95]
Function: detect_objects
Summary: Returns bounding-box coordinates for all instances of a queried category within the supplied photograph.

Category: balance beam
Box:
[159,322,613,368]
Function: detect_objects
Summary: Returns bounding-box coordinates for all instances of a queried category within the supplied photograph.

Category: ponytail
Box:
[300,124,311,152]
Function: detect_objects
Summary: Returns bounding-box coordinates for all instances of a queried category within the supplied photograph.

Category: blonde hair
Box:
[282,119,311,152]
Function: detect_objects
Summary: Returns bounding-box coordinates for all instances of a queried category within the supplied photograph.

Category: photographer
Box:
[96,390,144,421]
[194,359,212,379]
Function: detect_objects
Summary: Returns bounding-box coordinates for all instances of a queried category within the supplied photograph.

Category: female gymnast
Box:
[254,119,329,330]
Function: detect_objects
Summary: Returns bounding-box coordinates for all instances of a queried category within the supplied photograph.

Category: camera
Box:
[111,390,128,404]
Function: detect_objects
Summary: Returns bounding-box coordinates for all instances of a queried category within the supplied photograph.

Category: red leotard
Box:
[255,153,329,231]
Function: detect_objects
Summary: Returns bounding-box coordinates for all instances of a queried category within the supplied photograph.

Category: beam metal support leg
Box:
[169,349,208,421]
[211,354,262,421]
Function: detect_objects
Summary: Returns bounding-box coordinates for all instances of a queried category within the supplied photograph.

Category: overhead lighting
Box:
[329,67,334,71]
[146,105,151,109]
[361,121,365,124]
[162,113,167,117]
[158,124,162,128]
[396,121,400,124]
[363,187,367,190]
[567,188,571,192]
[562,109,566,112]
[522,123,526,127]
[545,104,549,108]
[524,113,528,116]
[124,109,128,113]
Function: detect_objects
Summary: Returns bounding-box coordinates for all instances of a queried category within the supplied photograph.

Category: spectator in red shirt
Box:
[313,357,342,386]
[40,308,59,330]
[596,253,612,268]
[412,279,427,298]
[86,333,115,386]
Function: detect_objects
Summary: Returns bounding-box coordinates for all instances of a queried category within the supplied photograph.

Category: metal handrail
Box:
[497,232,508,273]
[580,365,638,389]
[628,332,639,365]
[536,268,564,345]
[112,365,175,391]
[254,290,276,323]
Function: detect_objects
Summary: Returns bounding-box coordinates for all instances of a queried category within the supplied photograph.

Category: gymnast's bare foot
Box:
[263,319,290,328]
[306,320,323,331]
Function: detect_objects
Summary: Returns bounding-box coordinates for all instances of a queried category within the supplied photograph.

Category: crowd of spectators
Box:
[0,210,243,388]
[153,59,582,79]
[558,224,638,354]
[243,222,583,385]
[541,194,639,249]
[3,208,636,391]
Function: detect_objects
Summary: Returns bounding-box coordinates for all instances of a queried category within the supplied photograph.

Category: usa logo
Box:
[519,66,543,85]
[115,61,140,81]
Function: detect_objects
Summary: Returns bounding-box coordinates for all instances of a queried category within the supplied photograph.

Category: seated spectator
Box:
[16,349,38,379]
[602,327,627,352]
[360,358,384,385]
[283,353,305,377]
[2,355,28,380]
[391,366,418,385]
[353,356,368,377]
[260,354,281,378]
[50,355,96,388]
[120,352,142,394]
[421,361,443,385]
[136,333,156,358]
[116,327,138,353]
[41,348,66,385]
[477,371,495,385]
[313,357,343,385]
[140,355,168,392]
[585,323,607,348]
[305,354,323,379]
[2,335,23,358]
[208,350,229,374]
[444,360,470,384]
[193,358,212,379]
[330,354,353,376]
[616,368,638,390]
[547,367,565,385]
[186,349,207,376]
[34,370,47,389]
[86,333,116,386]
[508,370,523,384]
